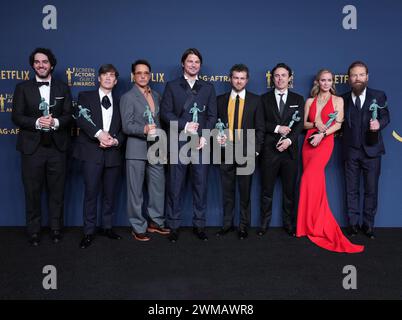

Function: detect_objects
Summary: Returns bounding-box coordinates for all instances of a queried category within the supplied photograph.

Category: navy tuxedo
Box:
[342,87,390,228]
[160,76,217,229]
[73,89,125,235]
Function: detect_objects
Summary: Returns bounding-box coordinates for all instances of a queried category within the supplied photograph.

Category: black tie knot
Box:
[36,81,49,87]
[102,95,111,109]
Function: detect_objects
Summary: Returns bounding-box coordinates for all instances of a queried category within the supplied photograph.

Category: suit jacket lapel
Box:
[30,80,42,109]
[270,92,281,122]
[91,90,103,129]
[241,91,250,128]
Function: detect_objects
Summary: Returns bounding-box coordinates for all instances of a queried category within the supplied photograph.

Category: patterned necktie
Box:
[102,95,111,109]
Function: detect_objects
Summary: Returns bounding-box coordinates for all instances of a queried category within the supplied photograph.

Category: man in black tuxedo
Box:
[12,48,72,246]
[342,61,390,239]
[73,64,125,249]
[259,63,305,237]
[215,64,264,240]
[160,48,217,242]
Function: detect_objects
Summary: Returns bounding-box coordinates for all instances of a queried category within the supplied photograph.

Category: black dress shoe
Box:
[283,226,296,237]
[256,228,266,236]
[50,230,62,244]
[362,225,375,239]
[347,225,359,237]
[168,229,179,243]
[238,230,248,240]
[99,228,121,240]
[216,227,234,237]
[193,228,208,241]
[80,235,94,249]
[29,233,40,247]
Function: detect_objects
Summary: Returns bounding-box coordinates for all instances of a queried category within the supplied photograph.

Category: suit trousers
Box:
[166,162,208,230]
[21,144,67,235]
[260,152,298,229]
[81,161,120,235]
[126,159,165,233]
[220,163,252,230]
[344,147,381,228]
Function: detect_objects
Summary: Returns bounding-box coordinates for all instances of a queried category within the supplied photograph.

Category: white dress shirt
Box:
[95,88,113,137]
[351,88,367,108]
[35,76,59,130]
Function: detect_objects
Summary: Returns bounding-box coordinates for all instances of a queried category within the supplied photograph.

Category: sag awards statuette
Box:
[143,105,156,138]
[215,118,228,147]
[308,111,338,144]
[189,102,206,125]
[38,97,56,131]
[73,105,96,127]
[277,110,301,145]
[367,99,387,146]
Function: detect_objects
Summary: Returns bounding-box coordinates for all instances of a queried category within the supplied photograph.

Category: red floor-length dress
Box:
[296,97,364,253]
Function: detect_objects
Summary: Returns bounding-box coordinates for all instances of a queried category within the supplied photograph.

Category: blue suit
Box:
[160,76,217,229]
[342,87,390,228]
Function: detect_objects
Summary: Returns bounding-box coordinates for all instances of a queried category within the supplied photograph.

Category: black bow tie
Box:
[36,81,50,87]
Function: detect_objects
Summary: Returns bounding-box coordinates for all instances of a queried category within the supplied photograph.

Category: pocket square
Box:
[289,105,299,108]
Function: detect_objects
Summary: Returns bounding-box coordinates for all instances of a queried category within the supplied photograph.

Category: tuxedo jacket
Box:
[342,87,390,159]
[12,78,73,154]
[261,90,305,160]
[120,85,162,160]
[73,90,125,167]
[160,76,217,135]
[217,91,265,155]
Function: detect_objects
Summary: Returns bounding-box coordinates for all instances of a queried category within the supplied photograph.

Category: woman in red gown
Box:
[296,69,364,253]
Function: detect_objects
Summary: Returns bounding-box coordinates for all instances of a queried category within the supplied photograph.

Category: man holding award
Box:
[73,64,125,249]
[160,48,217,242]
[120,59,169,242]
[259,63,305,237]
[342,61,390,239]
[12,48,73,246]
[215,64,265,240]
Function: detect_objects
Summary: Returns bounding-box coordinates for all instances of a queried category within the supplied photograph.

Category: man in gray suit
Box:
[120,60,170,241]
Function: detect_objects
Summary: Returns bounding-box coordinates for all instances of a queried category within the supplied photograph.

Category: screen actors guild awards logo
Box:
[65,67,96,87]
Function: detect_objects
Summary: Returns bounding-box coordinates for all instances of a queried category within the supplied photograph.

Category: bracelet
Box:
[323,131,327,137]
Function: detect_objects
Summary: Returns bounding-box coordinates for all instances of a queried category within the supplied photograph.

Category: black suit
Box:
[260,90,305,230]
[12,78,72,235]
[73,90,125,235]
[342,88,390,229]
[217,91,264,230]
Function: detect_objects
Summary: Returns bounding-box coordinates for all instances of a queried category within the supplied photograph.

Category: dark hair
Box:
[29,48,57,69]
[181,48,203,65]
[131,59,152,73]
[230,64,249,78]
[98,64,119,78]
[271,63,292,77]
[347,61,369,76]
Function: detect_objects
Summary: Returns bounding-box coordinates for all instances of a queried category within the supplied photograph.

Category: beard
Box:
[35,68,52,79]
[351,80,368,96]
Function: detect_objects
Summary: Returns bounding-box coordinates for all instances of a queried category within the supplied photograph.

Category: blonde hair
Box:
[310,69,336,97]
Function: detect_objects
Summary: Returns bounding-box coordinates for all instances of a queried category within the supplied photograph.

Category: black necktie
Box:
[233,95,240,141]
[355,96,361,109]
[279,93,285,116]
[102,95,111,109]
[36,81,49,87]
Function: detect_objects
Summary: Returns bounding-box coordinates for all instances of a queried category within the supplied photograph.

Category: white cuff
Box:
[95,130,102,138]
[35,118,41,130]
[274,125,280,133]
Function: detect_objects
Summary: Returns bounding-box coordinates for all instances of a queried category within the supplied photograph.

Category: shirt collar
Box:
[35,75,51,85]
[230,89,246,100]
[352,87,367,100]
[184,74,199,81]
[99,88,113,101]
[274,88,288,96]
